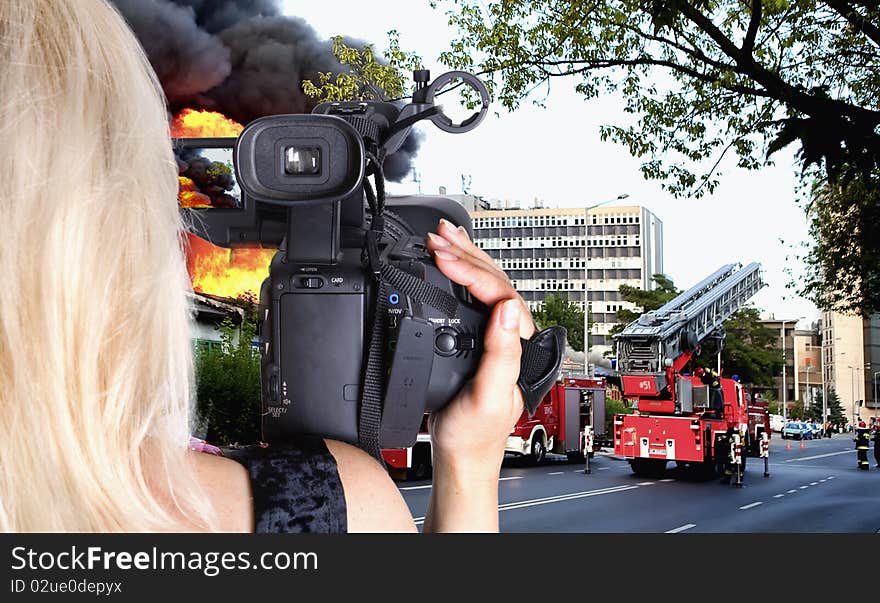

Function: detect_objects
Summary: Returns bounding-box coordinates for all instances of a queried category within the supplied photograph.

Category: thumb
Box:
[472,298,523,403]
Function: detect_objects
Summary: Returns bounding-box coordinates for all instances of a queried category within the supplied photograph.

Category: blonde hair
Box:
[0,0,216,531]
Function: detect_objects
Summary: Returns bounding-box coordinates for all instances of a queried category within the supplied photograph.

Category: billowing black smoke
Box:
[109,0,417,181]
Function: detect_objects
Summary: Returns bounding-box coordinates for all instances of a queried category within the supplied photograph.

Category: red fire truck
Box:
[506,377,606,463]
[382,377,608,478]
[382,414,433,480]
[613,263,771,487]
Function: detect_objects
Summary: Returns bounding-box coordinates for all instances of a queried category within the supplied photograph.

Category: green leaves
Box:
[534,293,585,351]
[433,0,880,196]
[194,299,262,446]
[796,172,880,315]
[302,32,423,102]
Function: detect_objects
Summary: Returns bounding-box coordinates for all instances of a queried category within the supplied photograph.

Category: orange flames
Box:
[178,176,212,208]
[185,233,275,300]
[174,109,275,300]
[171,108,244,138]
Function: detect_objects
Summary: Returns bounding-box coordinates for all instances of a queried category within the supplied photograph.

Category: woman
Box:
[0,0,533,532]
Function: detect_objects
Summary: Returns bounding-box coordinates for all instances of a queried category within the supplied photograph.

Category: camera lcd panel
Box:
[175,146,242,209]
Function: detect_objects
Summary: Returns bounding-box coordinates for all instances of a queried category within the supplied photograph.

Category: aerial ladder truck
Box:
[612,263,771,487]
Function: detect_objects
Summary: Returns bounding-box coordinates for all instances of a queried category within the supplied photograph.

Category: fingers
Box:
[471,299,525,409]
[426,228,507,283]
[437,218,507,274]
[426,233,535,340]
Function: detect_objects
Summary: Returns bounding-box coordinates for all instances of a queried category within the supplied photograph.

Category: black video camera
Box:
[177,70,564,458]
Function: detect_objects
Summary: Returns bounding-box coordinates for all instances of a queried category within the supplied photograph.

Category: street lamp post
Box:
[583,193,629,375]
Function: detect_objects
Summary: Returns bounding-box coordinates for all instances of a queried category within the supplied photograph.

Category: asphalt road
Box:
[398,433,880,532]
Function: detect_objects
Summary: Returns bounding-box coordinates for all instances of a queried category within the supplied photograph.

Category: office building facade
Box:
[470,204,663,357]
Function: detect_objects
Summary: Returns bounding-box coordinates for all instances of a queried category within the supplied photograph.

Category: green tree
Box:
[195,316,262,446]
[434,0,880,312]
[795,174,880,315]
[435,0,880,194]
[534,293,585,351]
[303,31,422,102]
[610,273,679,336]
[816,387,848,427]
[604,398,635,436]
[699,307,784,386]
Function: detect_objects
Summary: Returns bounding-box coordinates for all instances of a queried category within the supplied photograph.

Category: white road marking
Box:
[828,475,836,480]
[597,467,610,471]
[547,472,564,475]
[787,489,797,494]
[819,479,827,483]
[401,475,522,491]
[773,494,785,498]
[739,502,763,510]
[810,482,819,486]
[784,450,854,463]
[799,485,809,489]
[660,478,674,482]
[413,483,642,524]
[665,524,696,534]
[637,482,654,486]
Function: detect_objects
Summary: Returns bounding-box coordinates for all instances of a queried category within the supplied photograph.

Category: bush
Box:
[194,317,262,446]
[605,398,634,437]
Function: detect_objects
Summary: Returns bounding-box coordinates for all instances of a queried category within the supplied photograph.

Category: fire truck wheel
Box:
[530,435,546,464]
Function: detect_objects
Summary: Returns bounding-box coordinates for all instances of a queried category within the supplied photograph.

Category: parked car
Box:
[769,414,785,433]
[782,421,811,440]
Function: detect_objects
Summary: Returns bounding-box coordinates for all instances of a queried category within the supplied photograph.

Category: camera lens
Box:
[284,146,321,175]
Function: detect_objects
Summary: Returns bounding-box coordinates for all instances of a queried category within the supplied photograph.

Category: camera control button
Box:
[457,334,476,351]
[299,277,323,289]
[434,327,458,356]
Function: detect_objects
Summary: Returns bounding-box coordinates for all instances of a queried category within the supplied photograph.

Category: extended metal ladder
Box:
[614,263,765,373]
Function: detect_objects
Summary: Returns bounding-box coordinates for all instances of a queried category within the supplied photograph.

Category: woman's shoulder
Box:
[190,439,416,533]
[323,439,417,533]
[189,450,253,532]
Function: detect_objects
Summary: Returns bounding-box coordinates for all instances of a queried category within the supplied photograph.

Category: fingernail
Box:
[500,299,519,331]
[439,218,456,231]
[434,249,458,261]
[457,225,470,240]
[427,232,449,247]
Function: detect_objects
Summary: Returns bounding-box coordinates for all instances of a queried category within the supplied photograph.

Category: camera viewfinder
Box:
[285,146,321,175]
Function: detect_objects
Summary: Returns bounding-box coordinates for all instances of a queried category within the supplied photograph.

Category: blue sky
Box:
[283,0,818,327]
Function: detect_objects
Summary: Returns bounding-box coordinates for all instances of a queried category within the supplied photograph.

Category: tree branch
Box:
[742,0,762,56]
[675,0,880,124]
[824,0,880,48]
[515,56,772,98]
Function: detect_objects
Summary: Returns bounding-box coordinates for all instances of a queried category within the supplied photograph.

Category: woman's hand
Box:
[421,219,536,531]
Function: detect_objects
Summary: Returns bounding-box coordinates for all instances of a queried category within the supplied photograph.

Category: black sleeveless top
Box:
[228,436,348,533]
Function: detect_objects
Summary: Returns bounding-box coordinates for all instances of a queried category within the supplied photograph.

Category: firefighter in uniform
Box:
[695,366,723,418]
[855,420,870,470]
[871,418,880,469]
[717,427,735,484]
